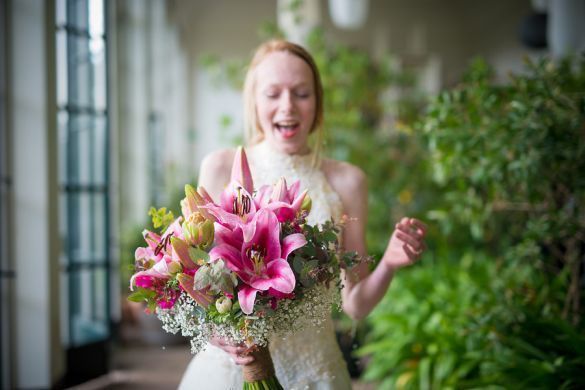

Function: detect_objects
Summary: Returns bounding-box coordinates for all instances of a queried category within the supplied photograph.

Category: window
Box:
[56,0,110,348]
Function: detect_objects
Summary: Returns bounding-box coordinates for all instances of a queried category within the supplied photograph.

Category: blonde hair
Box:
[243,40,324,163]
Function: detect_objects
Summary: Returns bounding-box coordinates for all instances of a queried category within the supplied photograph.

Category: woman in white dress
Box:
[179,40,427,389]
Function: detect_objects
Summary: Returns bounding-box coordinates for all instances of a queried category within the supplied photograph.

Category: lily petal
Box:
[231,146,254,194]
[171,236,198,270]
[271,177,287,202]
[281,233,307,260]
[250,259,295,293]
[214,223,243,249]
[209,244,244,273]
[143,229,161,251]
[288,180,301,199]
[254,185,272,208]
[177,273,213,308]
[238,285,258,315]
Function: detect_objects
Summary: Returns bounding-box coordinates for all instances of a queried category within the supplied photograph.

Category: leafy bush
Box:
[422,56,585,323]
[359,253,585,389]
[359,56,585,388]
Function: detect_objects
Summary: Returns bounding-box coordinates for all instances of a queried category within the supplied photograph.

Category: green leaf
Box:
[189,247,210,264]
[127,291,146,302]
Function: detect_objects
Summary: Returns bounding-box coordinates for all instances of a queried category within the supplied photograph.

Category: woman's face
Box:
[254,51,316,155]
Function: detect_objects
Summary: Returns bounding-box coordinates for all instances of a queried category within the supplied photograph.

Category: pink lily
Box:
[204,147,256,228]
[210,209,306,314]
[266,177,308,222]
[130,218,184,290]
[129,254,178,291]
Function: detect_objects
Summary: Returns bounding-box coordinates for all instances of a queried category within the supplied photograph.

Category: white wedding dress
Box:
[179,141,352,389]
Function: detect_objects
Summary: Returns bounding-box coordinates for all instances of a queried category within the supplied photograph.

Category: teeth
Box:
[276,121,297,127]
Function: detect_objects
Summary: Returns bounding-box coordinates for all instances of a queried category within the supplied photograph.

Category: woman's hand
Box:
[209,335,255,366]
[383,217,427,269]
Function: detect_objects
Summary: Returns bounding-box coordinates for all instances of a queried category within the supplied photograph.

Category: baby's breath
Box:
[157,277,341,355]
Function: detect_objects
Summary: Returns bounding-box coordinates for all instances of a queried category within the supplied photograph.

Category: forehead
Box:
[255,51,314,87]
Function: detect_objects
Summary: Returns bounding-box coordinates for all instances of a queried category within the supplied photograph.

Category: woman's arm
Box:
[325,160,426,320]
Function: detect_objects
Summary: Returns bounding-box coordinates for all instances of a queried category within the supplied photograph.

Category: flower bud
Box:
[167,261,182,275]
[182,212,214,249]
[301,194,312,214]
[215,296,232,314]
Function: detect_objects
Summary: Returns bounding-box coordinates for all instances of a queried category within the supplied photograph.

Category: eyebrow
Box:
[261,81,312,89]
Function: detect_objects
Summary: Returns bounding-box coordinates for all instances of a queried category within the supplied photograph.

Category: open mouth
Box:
[274,121,300,139]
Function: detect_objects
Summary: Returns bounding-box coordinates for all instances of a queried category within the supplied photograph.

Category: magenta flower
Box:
[129,253,175,290]
[204,147,295,240]
[210,209,306,314]
[130,218,184,290]
[266,177,308,223]
[204,147,258,235]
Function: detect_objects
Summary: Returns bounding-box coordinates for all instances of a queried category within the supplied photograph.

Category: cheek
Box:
[301,101,317,124]
[255,102,271,123]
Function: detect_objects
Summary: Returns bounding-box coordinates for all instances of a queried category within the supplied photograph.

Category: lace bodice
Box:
[247,141,343,226]
[179,142,351,390]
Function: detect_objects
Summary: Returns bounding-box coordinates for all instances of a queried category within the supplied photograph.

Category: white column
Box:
[116,0,149,224]
[11,0,63,387]
[548,0,585,58]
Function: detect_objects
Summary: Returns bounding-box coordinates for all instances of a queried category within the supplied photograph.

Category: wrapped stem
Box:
[242,345,283,389]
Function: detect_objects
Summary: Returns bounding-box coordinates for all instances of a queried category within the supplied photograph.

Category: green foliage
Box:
[359,55,585,388]
[358,254,495,389]
[194,259,238,297]
[422,56,585,322]
[358,253,585,389]
[206,297,243,326]
[127,287,158,313]
[148,206,175,232]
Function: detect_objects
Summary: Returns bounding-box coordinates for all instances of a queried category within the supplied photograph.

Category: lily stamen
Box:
[232,187,252,217]
[155,232,174,256]
[246,245,267,275]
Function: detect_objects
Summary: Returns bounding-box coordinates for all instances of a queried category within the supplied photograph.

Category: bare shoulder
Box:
[321,158,367,195]
[200,148,236,175]
[199,148,236,200]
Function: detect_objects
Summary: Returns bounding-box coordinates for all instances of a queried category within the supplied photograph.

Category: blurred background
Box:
[1,0,584,388]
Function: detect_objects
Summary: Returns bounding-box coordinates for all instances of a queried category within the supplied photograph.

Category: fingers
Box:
[396,231,424,252]
[211,336,256,365]
[409,218,428,236]
[396,218,427,237]
[396,223,423,241]
[395,217,427,263]
[403,244,419,263]
[233,354,255,365]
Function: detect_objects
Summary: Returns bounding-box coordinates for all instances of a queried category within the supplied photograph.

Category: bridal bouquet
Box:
[128,147,359,389]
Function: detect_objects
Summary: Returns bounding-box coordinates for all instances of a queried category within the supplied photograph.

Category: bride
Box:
[179,39,427,389]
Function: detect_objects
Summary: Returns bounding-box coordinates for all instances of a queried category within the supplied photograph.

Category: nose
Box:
[278,90,295,113]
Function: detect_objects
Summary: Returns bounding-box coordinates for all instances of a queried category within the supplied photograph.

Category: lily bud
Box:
[182,184,215,220]
[271,177,288,202]
[182,212,214,249]
[215,296,232,314]
[167,261,182,275]
[301,194,312,214]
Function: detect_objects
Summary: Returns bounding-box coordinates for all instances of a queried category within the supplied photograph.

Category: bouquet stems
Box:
[242,345,283,390]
